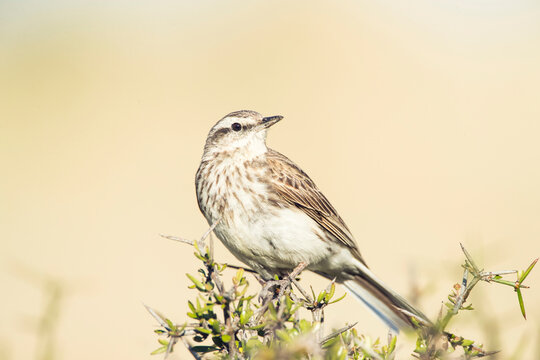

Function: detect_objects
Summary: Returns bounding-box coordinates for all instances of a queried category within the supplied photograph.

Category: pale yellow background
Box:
[1,1,539,359]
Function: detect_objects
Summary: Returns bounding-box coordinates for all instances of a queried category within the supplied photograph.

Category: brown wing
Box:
[265,149,367,265]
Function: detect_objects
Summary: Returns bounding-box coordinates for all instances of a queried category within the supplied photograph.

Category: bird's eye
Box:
[231,123,242,132]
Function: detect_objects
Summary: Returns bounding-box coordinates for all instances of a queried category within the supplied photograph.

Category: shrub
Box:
[147,231,537,359]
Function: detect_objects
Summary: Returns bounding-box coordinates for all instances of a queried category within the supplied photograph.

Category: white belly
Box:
[215,205,328,273]
[197,154,356,280]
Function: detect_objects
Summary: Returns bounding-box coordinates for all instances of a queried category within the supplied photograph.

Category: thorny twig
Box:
[160,216,222,251]
[320,322,358,344]
[292,276,314,303]
[151,225,537,360]
[254,262,309,324]
[181,337,202,360]
[421,243,537,359]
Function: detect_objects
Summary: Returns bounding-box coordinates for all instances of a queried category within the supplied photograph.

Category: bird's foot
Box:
[258,278,290,304]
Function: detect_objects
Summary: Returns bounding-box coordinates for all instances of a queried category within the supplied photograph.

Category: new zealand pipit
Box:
[195,110,428,332]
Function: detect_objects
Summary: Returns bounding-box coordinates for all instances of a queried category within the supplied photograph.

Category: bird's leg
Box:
[258,277,283,304]
[258,262,309,304]
[253,262,309,326]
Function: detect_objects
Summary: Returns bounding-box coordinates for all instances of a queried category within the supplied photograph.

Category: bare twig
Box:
[199,216,221,248]
[181,337,202,360]
[211,270,225,294]
[320,322,358,344]
[224,263,258,274]
[289,261,309,278]
[165,337,178,359]
[482,270,518,277]
[160,234,194,246]
[452,268,468,314]
[291,277,313,303]
[144,303,171,330]
[160,216,221,251]
[209,232,215,260]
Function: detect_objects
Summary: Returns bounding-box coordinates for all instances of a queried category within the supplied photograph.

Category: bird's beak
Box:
[261,115,283,129]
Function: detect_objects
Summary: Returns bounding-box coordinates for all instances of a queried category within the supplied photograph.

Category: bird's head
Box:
[203,110,283,158]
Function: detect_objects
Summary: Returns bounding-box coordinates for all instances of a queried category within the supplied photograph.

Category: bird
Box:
[195,110,429,332]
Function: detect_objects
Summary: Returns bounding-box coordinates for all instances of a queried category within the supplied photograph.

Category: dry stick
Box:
[291,277,314,303]
[145,303,199,359]
[144,303,171,330]
[224,263,258,274]
[320,322,358,344]
[160,220,259,276]
[225,316,237,358]
[181,337,202,360]
[165,337,178,359]
[199,216,221,248]
[288,261,309,280]
[435,244,510,357]
[160,234,194,246]
[452,268,469,315]
[160,216,222,249]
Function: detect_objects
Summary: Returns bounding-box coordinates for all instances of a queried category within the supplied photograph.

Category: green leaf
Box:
[328,293,347,304]
[388,334,397,353]
[165,319,175,331]
[234,268,245,285]
[240,308,253,326]
[193,335,205,342]
[519,258,538,283]
[195,327,212,335]
[188,301,196,314]
[461,339,474,346]
[186,273,206,291]
[490,278,516,287]
[150,346,167,355]
[248,324,265,331]
[516,288,526,319]
[191,345,219,353]
[326,283,336,302]
[221,334,232,343]
[317,290,326,304]
[209,319,221,333]
[276,329,291,342]
[187,312,198,319]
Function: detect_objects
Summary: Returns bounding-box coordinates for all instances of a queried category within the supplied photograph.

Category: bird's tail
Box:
[343,265,430,333]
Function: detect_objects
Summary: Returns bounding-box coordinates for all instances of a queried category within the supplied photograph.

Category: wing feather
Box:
[265,149,367,265]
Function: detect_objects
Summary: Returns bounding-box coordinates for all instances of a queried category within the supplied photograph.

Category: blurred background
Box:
[1,0,539,359]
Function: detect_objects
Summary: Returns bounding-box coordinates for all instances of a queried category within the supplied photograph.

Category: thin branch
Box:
[320,323,358,345]
[160,216,221,250]
[481,270,517,277]
[291,277,313,303]
[165,337,178,359]
[144,303,171,331]
[289,261,309,278]
[211,271,225,294]
[160,234,193,246]
[453,268,468,314]
[199,216,221,248]
[224,263,258,274]
[460,242,481,273]
[181,337,202,360]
